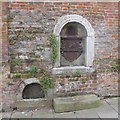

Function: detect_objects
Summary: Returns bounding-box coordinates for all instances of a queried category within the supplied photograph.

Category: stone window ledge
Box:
[52,66,95,75]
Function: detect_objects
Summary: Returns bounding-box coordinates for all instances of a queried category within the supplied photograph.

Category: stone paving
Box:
[0,97,119,119]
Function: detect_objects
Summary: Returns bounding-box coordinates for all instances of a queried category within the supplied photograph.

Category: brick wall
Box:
[1,1,118,111]
[1,2,118,62]
[2,2,8,63]
[7,2,118,71]
[54,70,118,97]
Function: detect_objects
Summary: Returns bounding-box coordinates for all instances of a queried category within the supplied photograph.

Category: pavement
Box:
[0,97,119,119]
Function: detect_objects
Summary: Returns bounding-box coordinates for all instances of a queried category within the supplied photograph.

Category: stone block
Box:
[13,98,52,110]
[53,94,100,113]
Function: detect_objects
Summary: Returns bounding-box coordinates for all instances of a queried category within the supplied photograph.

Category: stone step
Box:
[53,94,100,113]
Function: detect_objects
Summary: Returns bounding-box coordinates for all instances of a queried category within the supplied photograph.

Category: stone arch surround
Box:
[16,78,41,100]
[53,15,95,74]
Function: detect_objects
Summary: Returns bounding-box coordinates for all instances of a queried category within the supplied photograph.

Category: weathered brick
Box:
[1,1,118,111]
[62,6,68,11]
[70,5,76,9]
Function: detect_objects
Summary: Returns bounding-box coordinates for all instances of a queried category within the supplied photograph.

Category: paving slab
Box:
[54,111,76,118]
[2,112,12,118]
[87,100,114,113]
[75,109,99,118]
[32,108,54,118]
[105,97,118,105]
[0,113,2,120]
[11,110,32,118]
[118,106,120,115]
[97,109,118,118]
[110,104,118,112]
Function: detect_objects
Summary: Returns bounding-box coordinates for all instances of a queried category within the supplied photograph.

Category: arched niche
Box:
[52,15,95,74]
[16,78,44,100]
[22,83,44,99]
[60,22,87,66]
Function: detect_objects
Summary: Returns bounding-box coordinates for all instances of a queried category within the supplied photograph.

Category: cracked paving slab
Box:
[54,111,77,118]
[105,97,118,105]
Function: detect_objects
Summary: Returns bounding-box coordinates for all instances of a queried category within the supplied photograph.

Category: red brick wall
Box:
[1,1,118,111]
[2,2,8,63]
[4,2,118,60]
[0,2,2,64]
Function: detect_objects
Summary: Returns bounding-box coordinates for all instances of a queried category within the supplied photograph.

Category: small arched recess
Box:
[52,15,95,74]
[16,78,44,101]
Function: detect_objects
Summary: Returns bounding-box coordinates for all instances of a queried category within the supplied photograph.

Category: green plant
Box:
[21,73,31,79]
[75,70,81,75]
[116,57,119,62]
[112,64,120,70]
[51,34,58,64]
[112,57,120,70]
[40,69,54,95]
[29,65,38,76]
[41,75,52,95]
[40,69,47,75]
[15,58,20,65]
[13,73,22,78]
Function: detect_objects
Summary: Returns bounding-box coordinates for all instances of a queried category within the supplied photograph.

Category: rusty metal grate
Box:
[60,36,83,62]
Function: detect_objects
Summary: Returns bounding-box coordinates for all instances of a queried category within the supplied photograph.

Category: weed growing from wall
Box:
[29,65,38,77]
[112,57,120,71]
[51,34,58,65]
[75,70,81,76]
[40,69,54,96]
[15,58,20,65]
[13,73,22,78]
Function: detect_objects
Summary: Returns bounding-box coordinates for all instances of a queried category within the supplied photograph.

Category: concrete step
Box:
[53,94,100,113]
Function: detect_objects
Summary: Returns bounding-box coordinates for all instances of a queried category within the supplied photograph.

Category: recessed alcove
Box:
[14,78,52,110]
[16,78,43,100]
[52,14,95,75]
[60,22,87,66]
[22,83,44,99]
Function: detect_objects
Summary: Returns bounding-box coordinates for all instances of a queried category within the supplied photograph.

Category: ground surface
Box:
[0,97,119,119]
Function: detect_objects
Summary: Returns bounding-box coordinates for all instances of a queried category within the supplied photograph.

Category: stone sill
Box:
[52,66,95,75]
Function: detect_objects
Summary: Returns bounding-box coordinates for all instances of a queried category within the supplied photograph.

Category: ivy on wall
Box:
[51,34,58,65]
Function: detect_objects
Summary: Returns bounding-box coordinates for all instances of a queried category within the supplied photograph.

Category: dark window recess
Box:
[66,25,78,35]
[22,83,45,99]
